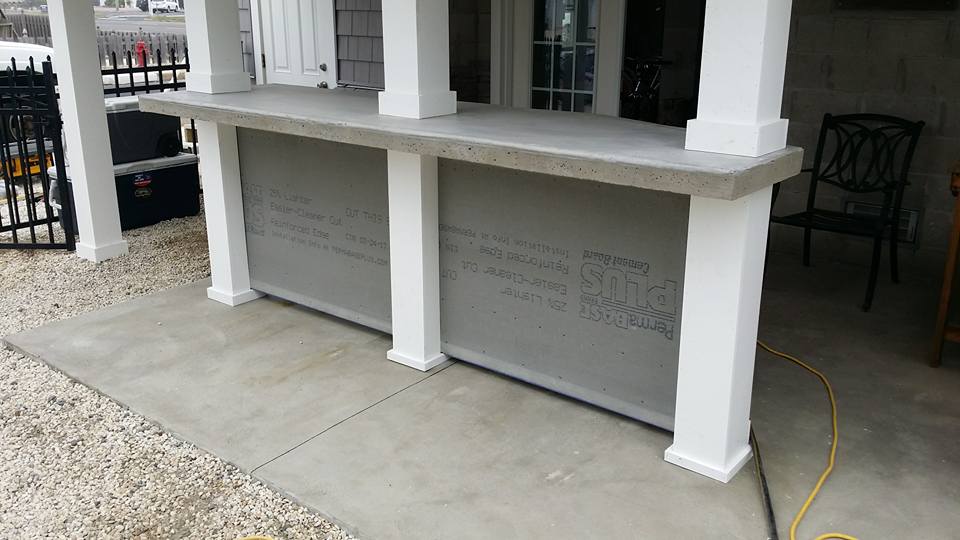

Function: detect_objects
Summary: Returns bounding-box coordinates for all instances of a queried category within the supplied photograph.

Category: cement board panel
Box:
[239,131,688,428]
[238,129,392,332]
[437,160,687,429]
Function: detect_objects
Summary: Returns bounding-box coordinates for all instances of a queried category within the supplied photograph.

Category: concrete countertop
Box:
[139,85,802,200]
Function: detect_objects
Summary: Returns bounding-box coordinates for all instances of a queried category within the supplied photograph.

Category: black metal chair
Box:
[771,113,924,311]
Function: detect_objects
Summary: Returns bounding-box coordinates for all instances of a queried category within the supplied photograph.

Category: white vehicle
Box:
[0,42,54,71]
[150,0,182,14]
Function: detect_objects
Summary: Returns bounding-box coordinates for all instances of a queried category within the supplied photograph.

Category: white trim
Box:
[249,0,266,84]
[75,240,129,263]
[510,0,533,109]
[594,0,625,116]
[207,287,264,307]
[489,0,506,105]
[507,0,622,115]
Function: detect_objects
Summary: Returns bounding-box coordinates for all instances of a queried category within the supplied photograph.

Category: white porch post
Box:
[667,0,792,482]
[48,1,128,262]
[385,151,446,371]
[378,0,457,119]
[186,0,261,306]
[380,0,455,371]
[684,0,793,158]
[665,187,772,482]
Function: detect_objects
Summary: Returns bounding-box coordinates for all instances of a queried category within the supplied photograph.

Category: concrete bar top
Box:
[139,85,802,200]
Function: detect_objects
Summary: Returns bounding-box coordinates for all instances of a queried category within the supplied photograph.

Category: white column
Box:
[48,1,128,262]
[685,0,793,157]
[379,0,452,370]
[185,0,251,94]
[196,121,262,307]
[378,0,457,119]
[385,151,447,371]
[665,186,772,483]
[185,0,259,306]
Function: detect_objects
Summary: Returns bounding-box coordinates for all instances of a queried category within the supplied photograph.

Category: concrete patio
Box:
[5,251,960,539]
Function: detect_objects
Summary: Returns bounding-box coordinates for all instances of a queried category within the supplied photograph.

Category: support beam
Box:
[385,151,447,371]
[196,121,262,307]
[665,186,772,482]
[48,1,127,262]
[185,0,251,94]
[378,0,457,118]
[685,0,793,157]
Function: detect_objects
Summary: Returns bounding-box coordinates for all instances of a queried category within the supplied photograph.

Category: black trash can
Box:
[49,153,201,237]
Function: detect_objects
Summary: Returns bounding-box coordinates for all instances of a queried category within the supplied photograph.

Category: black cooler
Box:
[104,96,182,164]
[50,153,201,236]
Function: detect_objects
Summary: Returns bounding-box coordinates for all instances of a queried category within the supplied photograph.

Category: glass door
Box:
[530,0,599,113]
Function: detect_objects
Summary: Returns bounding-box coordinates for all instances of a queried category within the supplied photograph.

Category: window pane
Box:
[534,0,557,41]
[532,45,552,88]
[532,90,551,110]
[552,91,572,112]
[554,45,573,89]
[575,46,595,91]
[574,93,593,113]
[577,0,599,43]
[559,0,575,46]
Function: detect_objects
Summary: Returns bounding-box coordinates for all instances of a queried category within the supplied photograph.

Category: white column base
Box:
[207,287,264,307]
[666,187,772,483]
[186,71,251,94]
[685,118,789,158]
[387,349,449,372]
[75,239,129,263]
[378,90,457,119]
[664,441,753,483]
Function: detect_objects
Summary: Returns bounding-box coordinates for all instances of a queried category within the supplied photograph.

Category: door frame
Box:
[492,0,625,116]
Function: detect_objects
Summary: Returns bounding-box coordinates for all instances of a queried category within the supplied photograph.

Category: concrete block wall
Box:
[773,0,960,271]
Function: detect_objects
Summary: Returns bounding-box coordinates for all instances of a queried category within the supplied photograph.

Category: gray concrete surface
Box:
[6,253,960,539]
[5,279,435,472]
[138,86,802,200]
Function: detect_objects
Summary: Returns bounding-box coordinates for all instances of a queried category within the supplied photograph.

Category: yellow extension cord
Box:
[239,344,858,540]
[757,341,858,540]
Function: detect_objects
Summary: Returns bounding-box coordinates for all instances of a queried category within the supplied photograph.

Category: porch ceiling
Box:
[138,85,802,201]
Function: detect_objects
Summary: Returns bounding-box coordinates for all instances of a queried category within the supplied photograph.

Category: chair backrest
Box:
[810,113,924,194]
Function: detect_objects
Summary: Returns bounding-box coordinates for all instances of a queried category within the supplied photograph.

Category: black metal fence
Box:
[0,59,73,251]
[101,46,196,155]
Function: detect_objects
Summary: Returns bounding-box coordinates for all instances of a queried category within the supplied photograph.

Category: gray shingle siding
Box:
[335,0,385,88]
[334,0,489,103]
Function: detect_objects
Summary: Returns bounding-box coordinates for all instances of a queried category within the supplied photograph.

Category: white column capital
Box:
[185,0,250,94]
[378,0,457,119]
[685,0,794,157]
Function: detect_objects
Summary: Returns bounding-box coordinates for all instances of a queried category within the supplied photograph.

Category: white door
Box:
[260,0,337,87]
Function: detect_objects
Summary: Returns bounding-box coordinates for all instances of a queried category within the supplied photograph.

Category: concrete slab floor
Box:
[6,254,960,539]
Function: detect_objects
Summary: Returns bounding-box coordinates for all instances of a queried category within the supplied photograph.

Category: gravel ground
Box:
[0,213,351,540]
